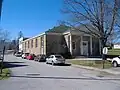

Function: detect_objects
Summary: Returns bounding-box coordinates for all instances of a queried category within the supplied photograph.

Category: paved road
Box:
[110,67,120,73]
[0,55,120,90]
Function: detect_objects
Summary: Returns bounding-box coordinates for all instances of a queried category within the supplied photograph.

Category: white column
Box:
[70,34,72,54]
[81,36,83,55]
[90,36,92,55]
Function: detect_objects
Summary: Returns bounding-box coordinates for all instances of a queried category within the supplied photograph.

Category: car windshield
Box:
[55,55,63,58]
[17,52,21,54]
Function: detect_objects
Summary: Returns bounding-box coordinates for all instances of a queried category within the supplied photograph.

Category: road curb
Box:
[70,64,120,75]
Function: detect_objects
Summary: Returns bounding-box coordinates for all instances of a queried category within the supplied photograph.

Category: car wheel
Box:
[46,61,48,64]
[38,59,41,62]
[113,61,118,67]
[52,61,55,66]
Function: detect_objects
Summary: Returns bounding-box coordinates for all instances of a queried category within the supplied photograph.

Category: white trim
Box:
[33,32,45,39]
[23,32,45,42]
[90,36,92,55]
[70,34,72,54]
[63,31,70,35]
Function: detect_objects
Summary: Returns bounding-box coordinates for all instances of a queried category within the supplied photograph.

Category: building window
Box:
[28,41,30,48]
[35,38,38,47]
[41,37,44,47]
[31,40,33,48]
[72,42,76,50]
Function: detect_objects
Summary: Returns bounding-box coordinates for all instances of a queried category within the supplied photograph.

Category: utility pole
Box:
[0,46,5,74]
[0,0,4,74]
[0,0,3,19]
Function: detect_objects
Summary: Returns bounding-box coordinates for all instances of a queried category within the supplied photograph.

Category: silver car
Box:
[15,52,22,57]
[46,55,65,65]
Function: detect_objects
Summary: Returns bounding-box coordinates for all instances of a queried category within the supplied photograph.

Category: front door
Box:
[82,41,88,56]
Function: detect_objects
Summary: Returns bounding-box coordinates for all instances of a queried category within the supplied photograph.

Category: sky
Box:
[1,0,64,39]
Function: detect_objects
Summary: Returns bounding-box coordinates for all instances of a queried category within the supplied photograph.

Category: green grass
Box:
[108,49,120,55]
[0,66,10,80]
[67,60,112,69]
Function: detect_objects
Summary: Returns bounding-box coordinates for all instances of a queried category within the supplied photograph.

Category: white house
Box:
[19,37,28,52]
[114,43,120,49]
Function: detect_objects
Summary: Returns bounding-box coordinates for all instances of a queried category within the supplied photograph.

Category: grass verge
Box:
[0,67,10,80]
[67,60,112,69]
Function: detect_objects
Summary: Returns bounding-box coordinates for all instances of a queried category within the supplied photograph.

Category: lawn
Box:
[0,68,10,80]
[0,62,10,80]
[108,49,120,55]
[67,60,112,69]
[66,48,120,69]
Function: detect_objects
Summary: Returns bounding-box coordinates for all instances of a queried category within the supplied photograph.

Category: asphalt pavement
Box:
[0,55,120,90]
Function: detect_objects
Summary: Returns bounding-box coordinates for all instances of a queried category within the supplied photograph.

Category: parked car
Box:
[34,54,47,62]
[112,56,120,67]
[13,51,16,55]
[15,52,22,57]
[26,54,35,60]
[46,55,65,65]
[34,54,46,62]
[22,53,29,59]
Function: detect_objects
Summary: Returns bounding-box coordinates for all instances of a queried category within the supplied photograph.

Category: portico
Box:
[63,29,100,56]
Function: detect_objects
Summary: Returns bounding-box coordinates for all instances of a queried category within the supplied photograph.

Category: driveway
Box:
[0,55,120,90]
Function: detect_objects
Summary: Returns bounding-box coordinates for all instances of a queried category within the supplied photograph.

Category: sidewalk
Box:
[70,64,120,75]
[66,58,112,61]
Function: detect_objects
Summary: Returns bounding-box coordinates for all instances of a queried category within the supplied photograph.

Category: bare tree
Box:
[0,29,10,49]
[62,0,120,51]
[0,29,10,42]
[1,30,10,42]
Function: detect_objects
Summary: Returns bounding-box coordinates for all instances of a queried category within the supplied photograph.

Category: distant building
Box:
[0,40,5,51]
[19,37,28,52]
[113,43,120,49]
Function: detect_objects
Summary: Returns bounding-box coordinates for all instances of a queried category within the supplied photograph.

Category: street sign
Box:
[102,47,108,55]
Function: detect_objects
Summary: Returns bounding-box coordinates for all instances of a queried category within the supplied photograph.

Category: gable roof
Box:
[64,24,100,36]
[46,25,70,33]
